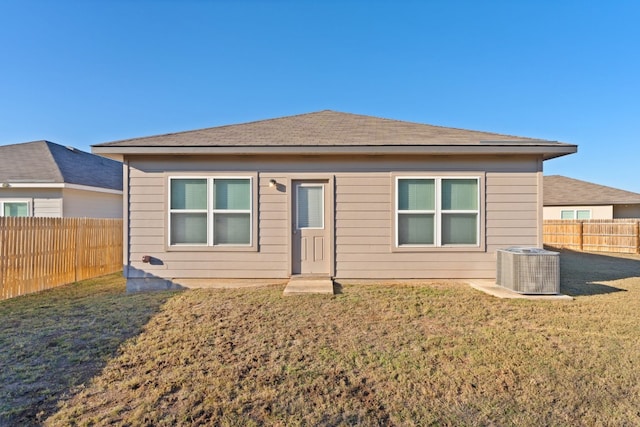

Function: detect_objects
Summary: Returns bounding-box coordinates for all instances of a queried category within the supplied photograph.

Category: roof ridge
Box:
[39,141,65,182]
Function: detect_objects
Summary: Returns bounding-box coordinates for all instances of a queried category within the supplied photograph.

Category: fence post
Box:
[75,218,80,283]
[0,218,4,299]
[635,220,640,254]
[578,221,584,251]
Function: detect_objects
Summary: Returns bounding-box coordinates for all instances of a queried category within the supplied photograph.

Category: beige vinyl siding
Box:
[334,175,391,277]
[128,175,165,263]
[0,187,120,218]
[1,188,63,217]
[125,154,542,282]
[334,170,540,279]
[543,205,613,220]
[33,198,63,217]
[61,188,123,218]
[127,164,289,279]
[334,174,492,279]
[485,172,539,252]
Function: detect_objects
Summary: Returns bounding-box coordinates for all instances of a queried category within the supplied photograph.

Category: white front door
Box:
[292,181,330,275]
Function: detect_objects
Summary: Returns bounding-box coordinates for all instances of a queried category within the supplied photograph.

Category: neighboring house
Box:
[92,110,576,291]
[0,140,123,218]
[544,175,640,220]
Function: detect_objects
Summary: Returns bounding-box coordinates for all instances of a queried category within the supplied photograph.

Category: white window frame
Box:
[395,176,480,248]
[0,199,32,217]
[168,176,253,248]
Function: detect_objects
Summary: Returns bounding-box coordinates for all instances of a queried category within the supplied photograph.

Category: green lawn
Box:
[2,249,640,426]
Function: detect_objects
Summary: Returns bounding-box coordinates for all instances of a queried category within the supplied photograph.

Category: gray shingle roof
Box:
[0,140,122,191]
[544,175,640,206]
[93,110,576,160]
[96,110,545,147]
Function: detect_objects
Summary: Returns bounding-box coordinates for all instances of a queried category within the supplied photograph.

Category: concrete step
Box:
[283,276,334,295]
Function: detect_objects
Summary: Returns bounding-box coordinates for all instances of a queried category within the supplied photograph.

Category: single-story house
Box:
[544,175,640,219]
[0,140,123,218]
[92,110,576,291]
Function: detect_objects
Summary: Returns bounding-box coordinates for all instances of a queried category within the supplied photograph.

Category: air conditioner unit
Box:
[496,248,560,294]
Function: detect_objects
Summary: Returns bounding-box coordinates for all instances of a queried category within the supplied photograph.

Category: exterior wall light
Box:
[269,179,277,188]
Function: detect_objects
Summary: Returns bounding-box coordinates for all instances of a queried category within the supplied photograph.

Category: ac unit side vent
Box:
[496,248,560,294]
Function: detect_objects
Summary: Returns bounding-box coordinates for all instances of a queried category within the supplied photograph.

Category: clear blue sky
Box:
[1,1,638,192]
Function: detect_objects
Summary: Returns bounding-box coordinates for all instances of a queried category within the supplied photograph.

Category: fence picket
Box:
[0,218,123,300]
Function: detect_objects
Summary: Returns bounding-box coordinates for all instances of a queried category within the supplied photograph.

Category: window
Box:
[396,177,479,247]
[577,210,591,220]
[297,184,324,229]
[169,177,252,246]
[560,210,574,220]
[560,209,591,220]
[0,201,30,217]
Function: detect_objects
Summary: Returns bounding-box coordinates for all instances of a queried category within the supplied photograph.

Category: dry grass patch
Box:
[44,250,640,426]
[0,273,176,426]
[2,250,639,426]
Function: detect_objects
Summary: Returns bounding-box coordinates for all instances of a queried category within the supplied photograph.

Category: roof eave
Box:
[92,144,577,159]
[546,200,640,206]
[0,182,122,194]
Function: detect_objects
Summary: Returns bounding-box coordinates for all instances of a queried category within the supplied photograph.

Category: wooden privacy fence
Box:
[544,219,640,254]
[0,217,123,300]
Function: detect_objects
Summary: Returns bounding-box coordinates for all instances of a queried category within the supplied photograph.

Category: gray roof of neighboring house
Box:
[93,110,577,160]
[544,175,640,206]
[0,140,122,191]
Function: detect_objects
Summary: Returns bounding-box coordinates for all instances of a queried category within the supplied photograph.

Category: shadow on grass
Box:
[0,273,179,427]
[554,248,640,296]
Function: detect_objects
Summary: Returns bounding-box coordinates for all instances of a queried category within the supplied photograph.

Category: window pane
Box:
[442,179,478,210]
[398,179,435,210]
[442,213,478,245]
[171,179,207,210]
[214,179,250,210]
[214,213,251,244]
[561,210,575,219]
[577,210,591,220]
[171,213,207,244]
[4,202,28,217]
[297,186,324,228]
[398,213,434,245]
